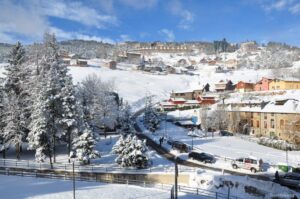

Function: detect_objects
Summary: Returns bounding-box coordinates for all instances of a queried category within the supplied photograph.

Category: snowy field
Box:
[0,175,198,199]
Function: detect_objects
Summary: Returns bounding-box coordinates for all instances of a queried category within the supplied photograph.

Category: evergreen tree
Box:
[60,75,79,163]
[28,83,53,166]
[71,126,100,164]
[0,82,6,158]
[113,134,149,168]
[117,103,135,135]
[143,97,160,132]
[3,41,28,159]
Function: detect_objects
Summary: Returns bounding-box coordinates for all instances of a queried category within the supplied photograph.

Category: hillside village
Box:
[0,38,300,199]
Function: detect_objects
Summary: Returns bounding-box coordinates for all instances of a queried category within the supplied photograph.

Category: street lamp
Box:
[174,156,178,199]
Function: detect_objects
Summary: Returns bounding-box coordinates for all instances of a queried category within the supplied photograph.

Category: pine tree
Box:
[0,82,6,158]
[3,41,28,159]
[113,135,149,168]
[71,126,100,164]
[143,97,160,132]
[117,103,135,135]
[60,75,79,163]
[28,83,53,166]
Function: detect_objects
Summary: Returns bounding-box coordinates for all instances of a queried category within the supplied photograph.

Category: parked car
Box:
[219,130,233,136]
[167,140,189,153]
[188,151,215,163]
[277,173,300,189]
[231,157,263,173]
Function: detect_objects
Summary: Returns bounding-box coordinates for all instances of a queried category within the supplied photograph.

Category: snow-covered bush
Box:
[113,135,149,169]
[258,137,300,151]
[71,127,100,164]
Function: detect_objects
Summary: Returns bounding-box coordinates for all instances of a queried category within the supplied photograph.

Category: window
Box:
[264,121,267,129]
[280,119,284,129]
[251,120,254,127]
[251,112,254,118]
[256,121,260,128]
[264,113,267,119]
[271,119,275,128]
[271,113,274,116]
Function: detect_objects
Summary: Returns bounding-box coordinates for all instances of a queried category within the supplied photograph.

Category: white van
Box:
[231,157,263,173]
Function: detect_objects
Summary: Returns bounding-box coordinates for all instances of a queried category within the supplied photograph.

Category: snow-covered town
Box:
[0,1,300,199]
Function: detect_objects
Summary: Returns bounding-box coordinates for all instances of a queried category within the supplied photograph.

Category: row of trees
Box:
[0,34,121,166]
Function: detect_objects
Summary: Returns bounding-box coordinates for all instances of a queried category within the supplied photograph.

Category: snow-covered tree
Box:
[71,126,100,164]
[78,74,119,131]
[60,75,79,162]
[143,97,160,132]
[0,82,6,158]
[117,103,135,135]
[3,41,29,159]
[113,135,149,168]
[27,83,53,166]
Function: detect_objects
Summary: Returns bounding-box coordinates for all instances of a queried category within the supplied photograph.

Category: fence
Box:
[0,168,244,199]
[0,158,195,174]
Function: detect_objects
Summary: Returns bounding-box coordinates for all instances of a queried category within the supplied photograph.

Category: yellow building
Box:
[269,79,300,90]
[227,99,300,146]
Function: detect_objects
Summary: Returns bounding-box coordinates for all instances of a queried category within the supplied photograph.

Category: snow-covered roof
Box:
[228,99,300,114]
[170,98,186,101]
[185,100,200,104]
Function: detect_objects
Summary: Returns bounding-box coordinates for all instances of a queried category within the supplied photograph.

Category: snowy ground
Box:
[190,169,300,199]
[0,175,198,199]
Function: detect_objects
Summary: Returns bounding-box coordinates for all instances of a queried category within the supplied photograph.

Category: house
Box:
[177,59,188,66]
[126,52,141,64]
[224,59,238,70]
[269,79,300,91]
[62,54,88,67]
[240,41,258,52]
[235,81,255,93]
[168,98,186,105]
[100,60,117,69]
[208,60,217,66]
[254,77,273,91]
[170,89,203,100]
[227,99,300,145]
[215,80,235,92]
[197,96,216,105]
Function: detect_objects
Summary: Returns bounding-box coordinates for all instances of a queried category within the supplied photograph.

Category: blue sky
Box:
[1,0,300,46]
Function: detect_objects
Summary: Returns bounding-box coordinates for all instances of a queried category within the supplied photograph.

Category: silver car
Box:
[231,157,263,173]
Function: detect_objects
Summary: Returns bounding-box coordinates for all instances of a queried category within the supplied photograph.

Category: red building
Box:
[254,77,273,91]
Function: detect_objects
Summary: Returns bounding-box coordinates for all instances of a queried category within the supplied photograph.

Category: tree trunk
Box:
[2,148,6,159]
[49,154,53,169]
[16,143,20,160]
[68,127,71,163]
[52,134,56,163]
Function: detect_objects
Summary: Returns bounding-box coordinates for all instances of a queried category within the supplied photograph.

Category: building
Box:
[61,53,88,67]
[227,99,300,145]
[170,89,203,100]
[235,81,255,93]
[269,79,300,91]
[240,41,258,52]
[126,52,141,64]
[224,59,238,70]
[254,77,272,91]
[100,60,117,69]
[215,80,235,92]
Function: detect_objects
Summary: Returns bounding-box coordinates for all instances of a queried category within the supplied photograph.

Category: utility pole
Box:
[174,157,178,199]
[73,161,75,199]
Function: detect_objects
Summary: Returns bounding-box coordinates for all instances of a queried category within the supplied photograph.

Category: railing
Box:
[0,158,195,174]
[0,168,244,199]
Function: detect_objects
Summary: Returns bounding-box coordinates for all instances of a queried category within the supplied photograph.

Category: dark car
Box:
[188,152,215,163]
[168,140,189,153]
[219,130,233,136]
[277,173,300,189]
